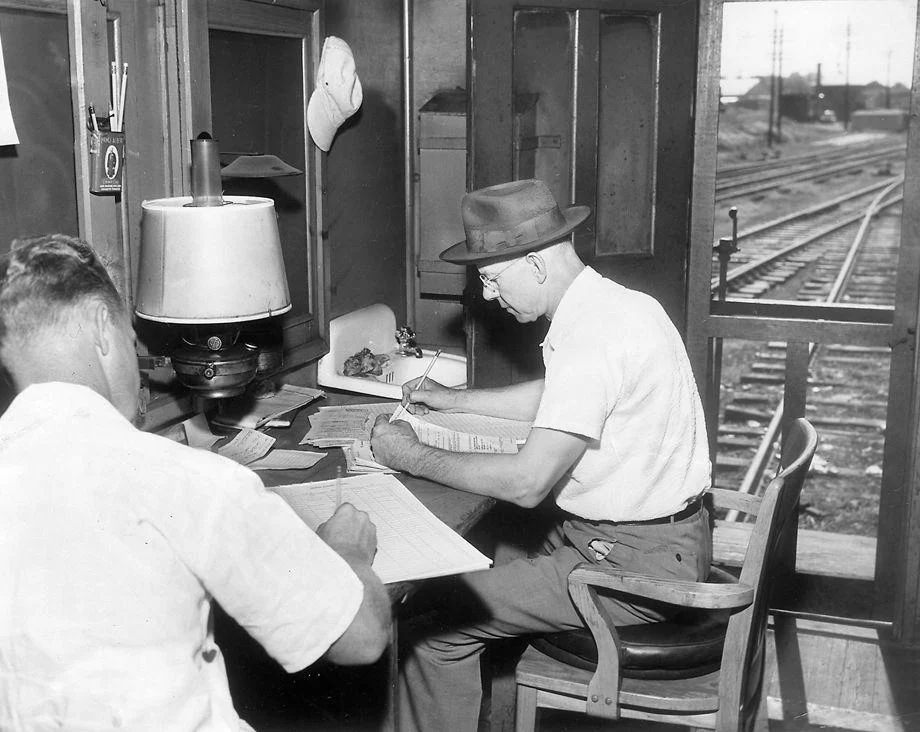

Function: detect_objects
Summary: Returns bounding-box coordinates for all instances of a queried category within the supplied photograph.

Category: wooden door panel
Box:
[468,0,697,387]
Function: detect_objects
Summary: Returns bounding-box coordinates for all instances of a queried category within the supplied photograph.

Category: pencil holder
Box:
[88,129,125,194]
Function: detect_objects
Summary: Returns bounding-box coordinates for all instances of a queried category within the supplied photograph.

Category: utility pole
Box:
[844,19,851,128]
[767,10,778,147]
[777,25,784,141]
[816,62,823,120]
[886,48,893,108]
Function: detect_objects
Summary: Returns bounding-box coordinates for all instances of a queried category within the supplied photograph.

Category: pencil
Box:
[116,62,128,133]
[110,62,119,131]
[390,349,442,423]
[335,465,343,508]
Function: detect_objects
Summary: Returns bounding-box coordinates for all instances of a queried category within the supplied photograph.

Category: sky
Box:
[721,1,917,87]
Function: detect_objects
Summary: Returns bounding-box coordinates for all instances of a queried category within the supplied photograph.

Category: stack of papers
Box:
[179,416,327,472]
[398,412,520,454]
[300,405,383,448]
[213,384,325,429]
[271,474,492,584]
[343,439,397,474]
[299,402,533,472]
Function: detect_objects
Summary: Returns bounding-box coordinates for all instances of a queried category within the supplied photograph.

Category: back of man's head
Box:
[0,234,125,368]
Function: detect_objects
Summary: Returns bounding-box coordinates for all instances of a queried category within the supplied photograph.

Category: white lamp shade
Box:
[135,196,292,324]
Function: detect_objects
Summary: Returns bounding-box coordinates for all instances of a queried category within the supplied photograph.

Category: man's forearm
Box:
[448,379,545,421]
[324,556,391,666]
[394,441,548,507]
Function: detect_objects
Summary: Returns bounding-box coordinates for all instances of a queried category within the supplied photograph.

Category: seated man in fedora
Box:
[371,179,712,732]
[0,234,390,731]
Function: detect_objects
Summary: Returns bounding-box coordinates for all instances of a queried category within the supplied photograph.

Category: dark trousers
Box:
[397,504,712,732]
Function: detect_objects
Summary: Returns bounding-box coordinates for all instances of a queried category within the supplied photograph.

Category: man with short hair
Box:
[371,179,712,732]
[0,234,390,731]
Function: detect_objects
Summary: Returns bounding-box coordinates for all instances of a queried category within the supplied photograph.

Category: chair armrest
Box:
[709,487,762,516]
[568,564,754,610]
[565,563,754,720]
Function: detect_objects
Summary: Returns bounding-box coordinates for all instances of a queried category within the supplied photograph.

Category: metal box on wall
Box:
[416,90,538,296]
[418,90,468,295]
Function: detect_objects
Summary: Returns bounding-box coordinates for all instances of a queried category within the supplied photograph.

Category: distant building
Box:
[720,76,762,107]
[851,109,909,132]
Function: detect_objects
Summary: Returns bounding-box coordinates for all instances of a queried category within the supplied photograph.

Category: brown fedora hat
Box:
[440,179,591,264]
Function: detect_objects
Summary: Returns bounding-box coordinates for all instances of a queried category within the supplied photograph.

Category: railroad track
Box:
[710,177,902,535]
[714,141,904,202]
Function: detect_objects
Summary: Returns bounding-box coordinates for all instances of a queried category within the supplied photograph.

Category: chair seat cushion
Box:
[529,566,735,680]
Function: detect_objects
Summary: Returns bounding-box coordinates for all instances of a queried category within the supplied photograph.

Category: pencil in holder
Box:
[88,129,125,194]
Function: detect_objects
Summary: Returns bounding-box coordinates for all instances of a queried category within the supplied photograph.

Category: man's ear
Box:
[527,252,548,284]
[91,300,113,357]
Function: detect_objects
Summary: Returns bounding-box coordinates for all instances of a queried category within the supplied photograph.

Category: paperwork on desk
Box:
[213,384,325,430]
[217,428,276,464]
[300,402,531,468]
[181,419,326,471]
[343,439,398,474]
[246,449,326,471]
[272,474,492,584]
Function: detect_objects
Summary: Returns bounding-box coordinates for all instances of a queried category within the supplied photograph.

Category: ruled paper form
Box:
[311,402,532,451]
[399,412,520,454]
[271,474,492,584]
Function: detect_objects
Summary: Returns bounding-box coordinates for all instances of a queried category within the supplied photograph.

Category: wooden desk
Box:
[219,390,496,729]
[258,390,496,585]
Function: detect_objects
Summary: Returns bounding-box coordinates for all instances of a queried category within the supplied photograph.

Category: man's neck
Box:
[545,261,586,320]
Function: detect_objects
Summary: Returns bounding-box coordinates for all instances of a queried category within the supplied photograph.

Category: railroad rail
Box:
[714,142,903,202]
[710,163,902,535]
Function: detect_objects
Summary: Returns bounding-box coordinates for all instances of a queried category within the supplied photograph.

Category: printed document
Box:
[217,428,276,465]
[248,449,326,471]
[304,402,532,457]
[271,474,492,584]
[399,412,519,454]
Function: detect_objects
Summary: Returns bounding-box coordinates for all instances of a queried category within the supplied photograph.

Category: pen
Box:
[88,104,99,133]
[335,465,343,508]
[390,349,442,423]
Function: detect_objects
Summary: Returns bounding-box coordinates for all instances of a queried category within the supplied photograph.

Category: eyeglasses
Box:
[478,258,522,293]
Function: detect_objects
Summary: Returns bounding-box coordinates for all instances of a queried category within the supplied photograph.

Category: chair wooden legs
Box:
[515,685,538,732]
[751,687,770,732]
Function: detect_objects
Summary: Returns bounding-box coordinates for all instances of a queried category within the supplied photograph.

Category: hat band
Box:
[467,208,566,254]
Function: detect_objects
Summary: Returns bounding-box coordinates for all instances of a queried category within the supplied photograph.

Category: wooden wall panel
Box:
[324,0,407,324]
[0,8,78,249]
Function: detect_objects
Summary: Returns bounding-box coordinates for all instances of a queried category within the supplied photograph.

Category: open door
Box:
[467,0,698,386]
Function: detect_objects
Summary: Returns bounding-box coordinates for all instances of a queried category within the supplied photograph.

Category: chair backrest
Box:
[717,418,818,729]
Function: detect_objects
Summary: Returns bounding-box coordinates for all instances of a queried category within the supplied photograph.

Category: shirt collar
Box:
[5,382,124,426]
[542,266,606,350]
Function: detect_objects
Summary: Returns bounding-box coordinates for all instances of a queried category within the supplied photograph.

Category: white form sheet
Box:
[217,428,276,465]
[248,449,326,471]
[271,474,492,584]
[181,413,221,450]
[343,440,397,474]
[315,402,533,448]
[400,412,519,454]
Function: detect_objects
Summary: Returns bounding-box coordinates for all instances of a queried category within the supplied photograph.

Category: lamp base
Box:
[171,331,259,399]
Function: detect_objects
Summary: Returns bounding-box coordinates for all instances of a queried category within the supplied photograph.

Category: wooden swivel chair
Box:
[514,418,818,731]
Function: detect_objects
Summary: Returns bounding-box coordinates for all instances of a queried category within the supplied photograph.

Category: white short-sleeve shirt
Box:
[0,382,364,731]
[533,267,711,521]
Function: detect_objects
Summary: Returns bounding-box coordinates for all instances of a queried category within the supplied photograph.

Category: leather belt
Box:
[614,497,704,527]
